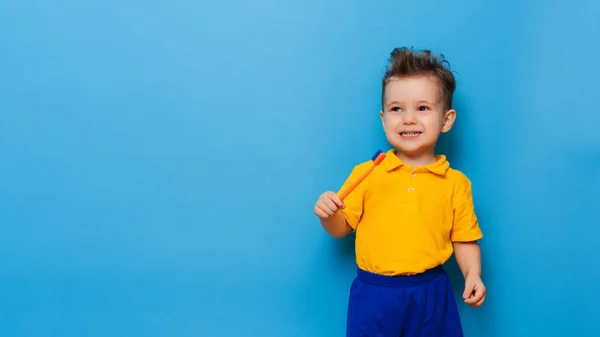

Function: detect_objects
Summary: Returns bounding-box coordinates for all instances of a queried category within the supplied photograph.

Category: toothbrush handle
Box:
[338,164,376,201]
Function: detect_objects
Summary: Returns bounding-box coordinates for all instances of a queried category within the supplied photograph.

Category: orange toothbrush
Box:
[338,150,386,201]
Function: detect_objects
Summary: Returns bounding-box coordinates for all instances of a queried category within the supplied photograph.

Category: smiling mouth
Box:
[400,131,423,137]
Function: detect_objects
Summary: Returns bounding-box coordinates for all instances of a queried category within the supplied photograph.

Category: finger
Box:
[466,289,483,304]
[474,293,486,307]
[468,293,486,308]
[315,201,335,216]
[319,203,336,216]
[324,193,342,209]
[322,198,339,213]
[463,283,475,299]
[329,194,346,209]
[314,206,330,218]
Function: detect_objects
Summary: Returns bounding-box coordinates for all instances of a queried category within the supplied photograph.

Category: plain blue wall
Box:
[1,0,599,336]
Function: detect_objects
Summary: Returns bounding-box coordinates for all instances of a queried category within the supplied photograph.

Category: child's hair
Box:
[381,47,456,110]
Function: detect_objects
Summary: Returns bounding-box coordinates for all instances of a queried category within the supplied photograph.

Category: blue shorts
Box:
[346,265,463,337]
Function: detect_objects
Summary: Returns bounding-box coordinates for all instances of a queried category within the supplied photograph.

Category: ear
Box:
[379,110,385,127]
[441,109,456,133]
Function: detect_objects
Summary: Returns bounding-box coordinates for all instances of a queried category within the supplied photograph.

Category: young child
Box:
[314,47,486,337]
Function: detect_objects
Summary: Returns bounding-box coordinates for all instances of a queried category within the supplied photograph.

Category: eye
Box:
[390,107,401,112]
[418,106,430,111]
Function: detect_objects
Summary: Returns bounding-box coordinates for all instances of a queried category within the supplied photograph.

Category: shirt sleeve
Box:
[336,164,368,231]
[451,177,483,242]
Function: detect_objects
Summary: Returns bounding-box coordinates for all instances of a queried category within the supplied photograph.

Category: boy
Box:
[313,47,486,337]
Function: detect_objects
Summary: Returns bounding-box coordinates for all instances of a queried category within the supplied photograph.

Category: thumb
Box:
[463,281,475,299]
[332,194,345,209]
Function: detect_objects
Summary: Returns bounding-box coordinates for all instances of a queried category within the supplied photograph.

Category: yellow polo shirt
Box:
[338,149,483,276]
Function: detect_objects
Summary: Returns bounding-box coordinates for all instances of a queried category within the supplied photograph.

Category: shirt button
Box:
[408,187,414,193]
[410,173,416,178]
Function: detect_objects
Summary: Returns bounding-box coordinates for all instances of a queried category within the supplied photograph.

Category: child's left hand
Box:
[463,275,486,308]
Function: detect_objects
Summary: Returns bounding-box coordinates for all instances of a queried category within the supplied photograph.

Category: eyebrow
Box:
[386,100,437,107]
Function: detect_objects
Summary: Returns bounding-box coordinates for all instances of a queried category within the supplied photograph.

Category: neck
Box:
[395,150,437,168]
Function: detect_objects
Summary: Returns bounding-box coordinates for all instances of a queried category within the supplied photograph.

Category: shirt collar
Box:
[382,149,449,176]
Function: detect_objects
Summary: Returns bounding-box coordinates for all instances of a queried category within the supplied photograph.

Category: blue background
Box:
[1,0,599,336]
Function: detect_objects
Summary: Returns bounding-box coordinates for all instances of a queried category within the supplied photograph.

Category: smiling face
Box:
[380,75,456,164]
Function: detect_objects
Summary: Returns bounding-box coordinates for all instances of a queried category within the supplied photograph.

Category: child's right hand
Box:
[314,191,345,219]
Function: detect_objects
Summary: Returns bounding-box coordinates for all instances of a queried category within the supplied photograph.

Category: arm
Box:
[450,175,485,307]
[453,240,481,280]
[320,211,353,238]
[315,163,367,238]
[314,191,353,238]
[453,241,486,308]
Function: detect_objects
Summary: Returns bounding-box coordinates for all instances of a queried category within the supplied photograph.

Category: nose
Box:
[403,110,416,125]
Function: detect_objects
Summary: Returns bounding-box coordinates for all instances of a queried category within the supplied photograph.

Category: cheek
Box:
[422,115,442,129]
[383,115,400,129]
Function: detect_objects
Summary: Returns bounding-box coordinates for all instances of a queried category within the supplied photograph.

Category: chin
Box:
[392,141,422,151]
[393,143,431,156]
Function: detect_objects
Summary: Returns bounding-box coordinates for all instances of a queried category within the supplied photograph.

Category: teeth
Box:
[401,132,420,136]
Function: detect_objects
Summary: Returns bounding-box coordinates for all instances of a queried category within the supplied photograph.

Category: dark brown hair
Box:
[381,47,456,110]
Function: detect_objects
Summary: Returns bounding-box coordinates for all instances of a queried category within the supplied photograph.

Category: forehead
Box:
[384,75,442,104]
